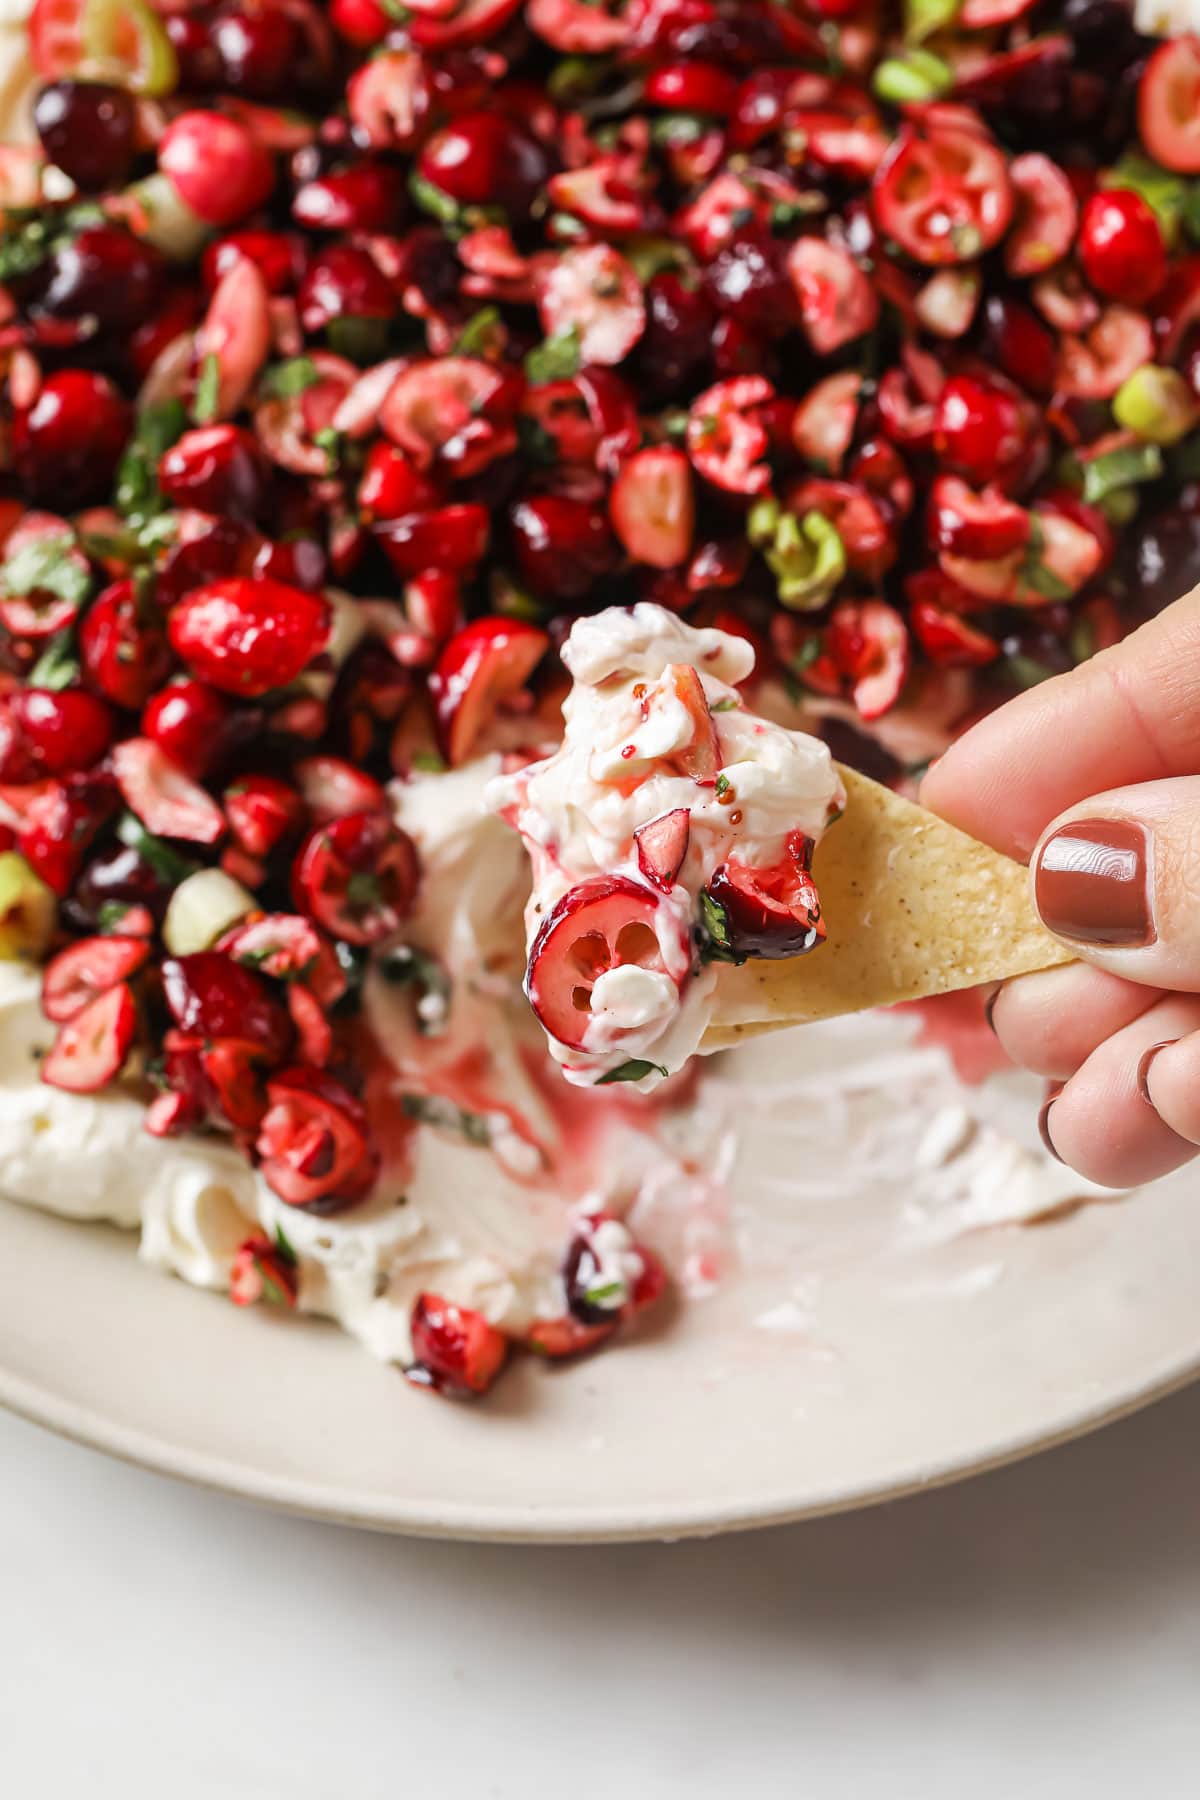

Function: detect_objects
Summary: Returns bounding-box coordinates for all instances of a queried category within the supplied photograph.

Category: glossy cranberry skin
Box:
[153,518,248,612]
[417,111,553,219]
[982,294,1057,396]
[298,244,394,333]
[164,13,222,89]
[292,160,405,233]
[253,536,328,591]
[702,227,795,336]
[159,111,276,229]
[168,577,331,698]
[33,81,136,192]
[141,681,233,780]
[80,582,172,712]
[639,273,716,399]
[330,0,391,46]
[28,225,165,334]
[1079,189,1167,306]
[211,4,300,99]
[203,229,306,296]
[509,495,615,600]
[159,425,272,522]
[933,375,1026,485]
[162,953,293,1062]
[4,688,113,778]
[357,443,439,522]
[13,371,132,509]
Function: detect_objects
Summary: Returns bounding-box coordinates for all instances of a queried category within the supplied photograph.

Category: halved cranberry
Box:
[872,125,1013,265]
[13,372,131,509]
[357,443,440,523]
[218,912,345,1004]
[80,581,171,711]
[203,228,306,296]
[163,951,293,1061]
[928,477,1031,561]
[256,1065,379,1211]
[1079,190,1167,307]
[408,1294,509,1395]
[292,810,418,944]
[686,376,773,495]
[224,773,306,857]
[42,934,150,1024]
[33,79,136,191]
[18,777,114,896]
[609,447,695,570]
[297,243,394,336]
[827,598,911,720]
[294,755,385,822]
[526,874,670,1051]
[428,616,549,765]
[982,294,1056,395]
[292,159,404,232]
[1057,304,1155,400]
[536,244,646,367]
[113,738,226,846]
[417,109,553,219]
[3,689,113,778]
[168,577,331,698]
[141,681,233,781]
[1139,36,1200,175]
[1005,153,1078,280]
[409,0,522,49]
[787,477,896,581]
[230,1235,299,1309]
[635,809,690,892]
[29,224,165,335]
[196,257,273,420]
[160,110,276,228]
[380,358,518,477]
[933,374,1027,486]
[706,836,823,962]
[41,981,137,1094]
[159,425,272,522]
[792,371,862,474]
[910,600,1000,669]
[786,237,878,355]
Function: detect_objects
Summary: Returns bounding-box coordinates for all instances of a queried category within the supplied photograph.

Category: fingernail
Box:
[983,986,1001,1036]
[1034,819,1155,948]
[1038,1082,1065,1163]
[1137,1040,1178,1106]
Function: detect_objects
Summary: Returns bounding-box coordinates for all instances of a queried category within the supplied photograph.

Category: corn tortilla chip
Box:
[704,765,1072,1047]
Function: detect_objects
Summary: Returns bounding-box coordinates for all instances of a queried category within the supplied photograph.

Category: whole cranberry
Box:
[1079,189,1167,306]
[159,424,272,522]
[80,581,171,711]
[416,111,554,219]
[142,680,233,779]
[638,272,717,399]
[982,294,1057,396]
[357,443,439,523]
[33,81,136,191]
[203,229,306,295]
[67,841,174,931]
[701,227,795,336]
[162,952,293,1061]
[330,0,392,46]
[13,371,131,508]
[298,244,395,334]
[29,225,165,334]
[154,517,248,611]
[159,110,276,228]
[168,576,331,698]
[3,688,113,778]
[933,375,1026,485]
[509,495,615,600]
[164,13,222,89]
[292,160,405,232]
[252,536,328,590]
[211,4,300,99]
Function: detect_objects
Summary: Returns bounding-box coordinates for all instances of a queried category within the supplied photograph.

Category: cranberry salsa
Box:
[1,0,1199,1395]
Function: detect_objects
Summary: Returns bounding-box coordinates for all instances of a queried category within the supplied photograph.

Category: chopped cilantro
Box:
[698,889,743,965]
[583,1278,627,1307]
[524,326,582,385]
[409,169,462,226]
[262,356,322,399]
[453,307,503,357]
[596,1059,670,1085]
[313,426,342,470]
[401,1093,490,1144]
[379,945,452,1034]
[274,1223,298,1266]
[192,353,222,425]
[116,813,199,886]
[27,632,81,691]
[714,772,731,798]
[97,901,134,933]
[710,698,739,713]
[116,399,188,524]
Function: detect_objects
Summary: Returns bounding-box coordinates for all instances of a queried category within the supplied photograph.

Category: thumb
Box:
[1031,777,1200,991]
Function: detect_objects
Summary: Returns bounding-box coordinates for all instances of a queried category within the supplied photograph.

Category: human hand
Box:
[920,587,1200,1190]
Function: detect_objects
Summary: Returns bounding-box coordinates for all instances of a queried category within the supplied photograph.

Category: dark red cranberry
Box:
[638,272,716,399]
[563,1233,623,1326]
[933,375,1027,486]
[416,111,554,219]
[509,495,615,600]
[982,295,1057,396]
[33,81,136,192]
[1116,507,1200,618]
[389,225,460,315]
[701,227,795,336]
[202,229,306,296]
[1079,190,1166,307]
[159,425,272,522]
[164,12,223,88]
[13,371,132,508]
[162,952,294,1062]
[153,518,248,610]
[292,160,405,233]
[142,680,233,780]
[29,225,166,334]
[128,284,201,383]
[66,841,173,932]
[2,688,113,779]
[252,536,328,590]
[298,244,394,334]
[79,581,172,711]
[711,314,775,379]
[211,4,300,100]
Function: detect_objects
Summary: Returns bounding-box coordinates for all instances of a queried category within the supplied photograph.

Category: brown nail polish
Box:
[1137,1041,1178,1106]
[1034,819,1154,947]
[1038,1082,1065,1164]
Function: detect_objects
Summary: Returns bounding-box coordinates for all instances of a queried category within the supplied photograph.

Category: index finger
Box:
[920,586,1200,861]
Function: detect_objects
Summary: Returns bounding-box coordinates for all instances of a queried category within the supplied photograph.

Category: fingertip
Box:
[988,963,1161,1081]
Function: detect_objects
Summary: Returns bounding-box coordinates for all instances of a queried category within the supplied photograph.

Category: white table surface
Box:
[3,1387,1200,1798]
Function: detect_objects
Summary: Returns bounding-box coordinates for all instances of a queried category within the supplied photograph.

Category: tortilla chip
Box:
[704,765,1072,1048]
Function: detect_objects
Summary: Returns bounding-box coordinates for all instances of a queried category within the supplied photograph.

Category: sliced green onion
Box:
[1081,440,1164,505]
[1112,364,1197,445]
[873,48,954,106]
[903,0,960,44]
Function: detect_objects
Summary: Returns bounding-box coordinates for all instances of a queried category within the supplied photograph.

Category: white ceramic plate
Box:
[2,1023,1197,1542]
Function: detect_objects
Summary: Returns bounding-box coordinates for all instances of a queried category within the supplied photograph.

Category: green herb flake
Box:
[595,1059,670,1086]
[274,1223,298,1266]
[408,169,462,226]
[27,631,81,691]
[116,813,200,886]
[192,353,222,425]
[409,749,448,773]
[313,425,342,470]
[524,325,582,385]
[1080,440,1163,506]
[453,307,503,357]
[262,356,323,399]
[401,1093,490,1144]
[710,697,739,713]
[96,901,133,933]
[714,772,731,798]
[583,1278,627,1307]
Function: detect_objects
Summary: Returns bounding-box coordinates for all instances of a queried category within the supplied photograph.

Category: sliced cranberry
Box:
[230,1235,299,1308]
[195,257,273,420]
[159,425,272,522]
[256,1065,379,1211]
[1005,153,1078,280]
[408,1294,509,1396]
[706,837,824,962]
[357,443,440,523]
[635,809,691,893]
[298,242,394,336]
[68,838,171,929]
[41,981,137,1095]
[910,600,1000,669]
[19,777,115,896]
[1139,36,1200,175]
[330,0,393,46]
[292,810,418,945]
[168,577,331,699]
[872,125,1013,266]
[80,581,171,712]
[1057,305,1155,400]
[928,477,1031,561]
[42,934,151,1024]
[294,755,385,823]
[827,599,911,721]
[380,357,518,478]
[1079,190,1167,307]
[536,244,646,367]
[292,159,405,233]
[609,446,695,571]
[526,874,670,1051]
[409,0,522,49]
[218,912,345,1004]
[224,772,306,857]
[33,80,136,191]
[141,682,233,781]
[163,951,293,1062]
[13,372,131,509]
[786,237,878,355]
[112,739,226,846]
[375,505,491,579]
[3,689,113,778]
[428,616,549,765]
[686,375,773,495]
[160,110,276,228]
[792,371,862,474]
